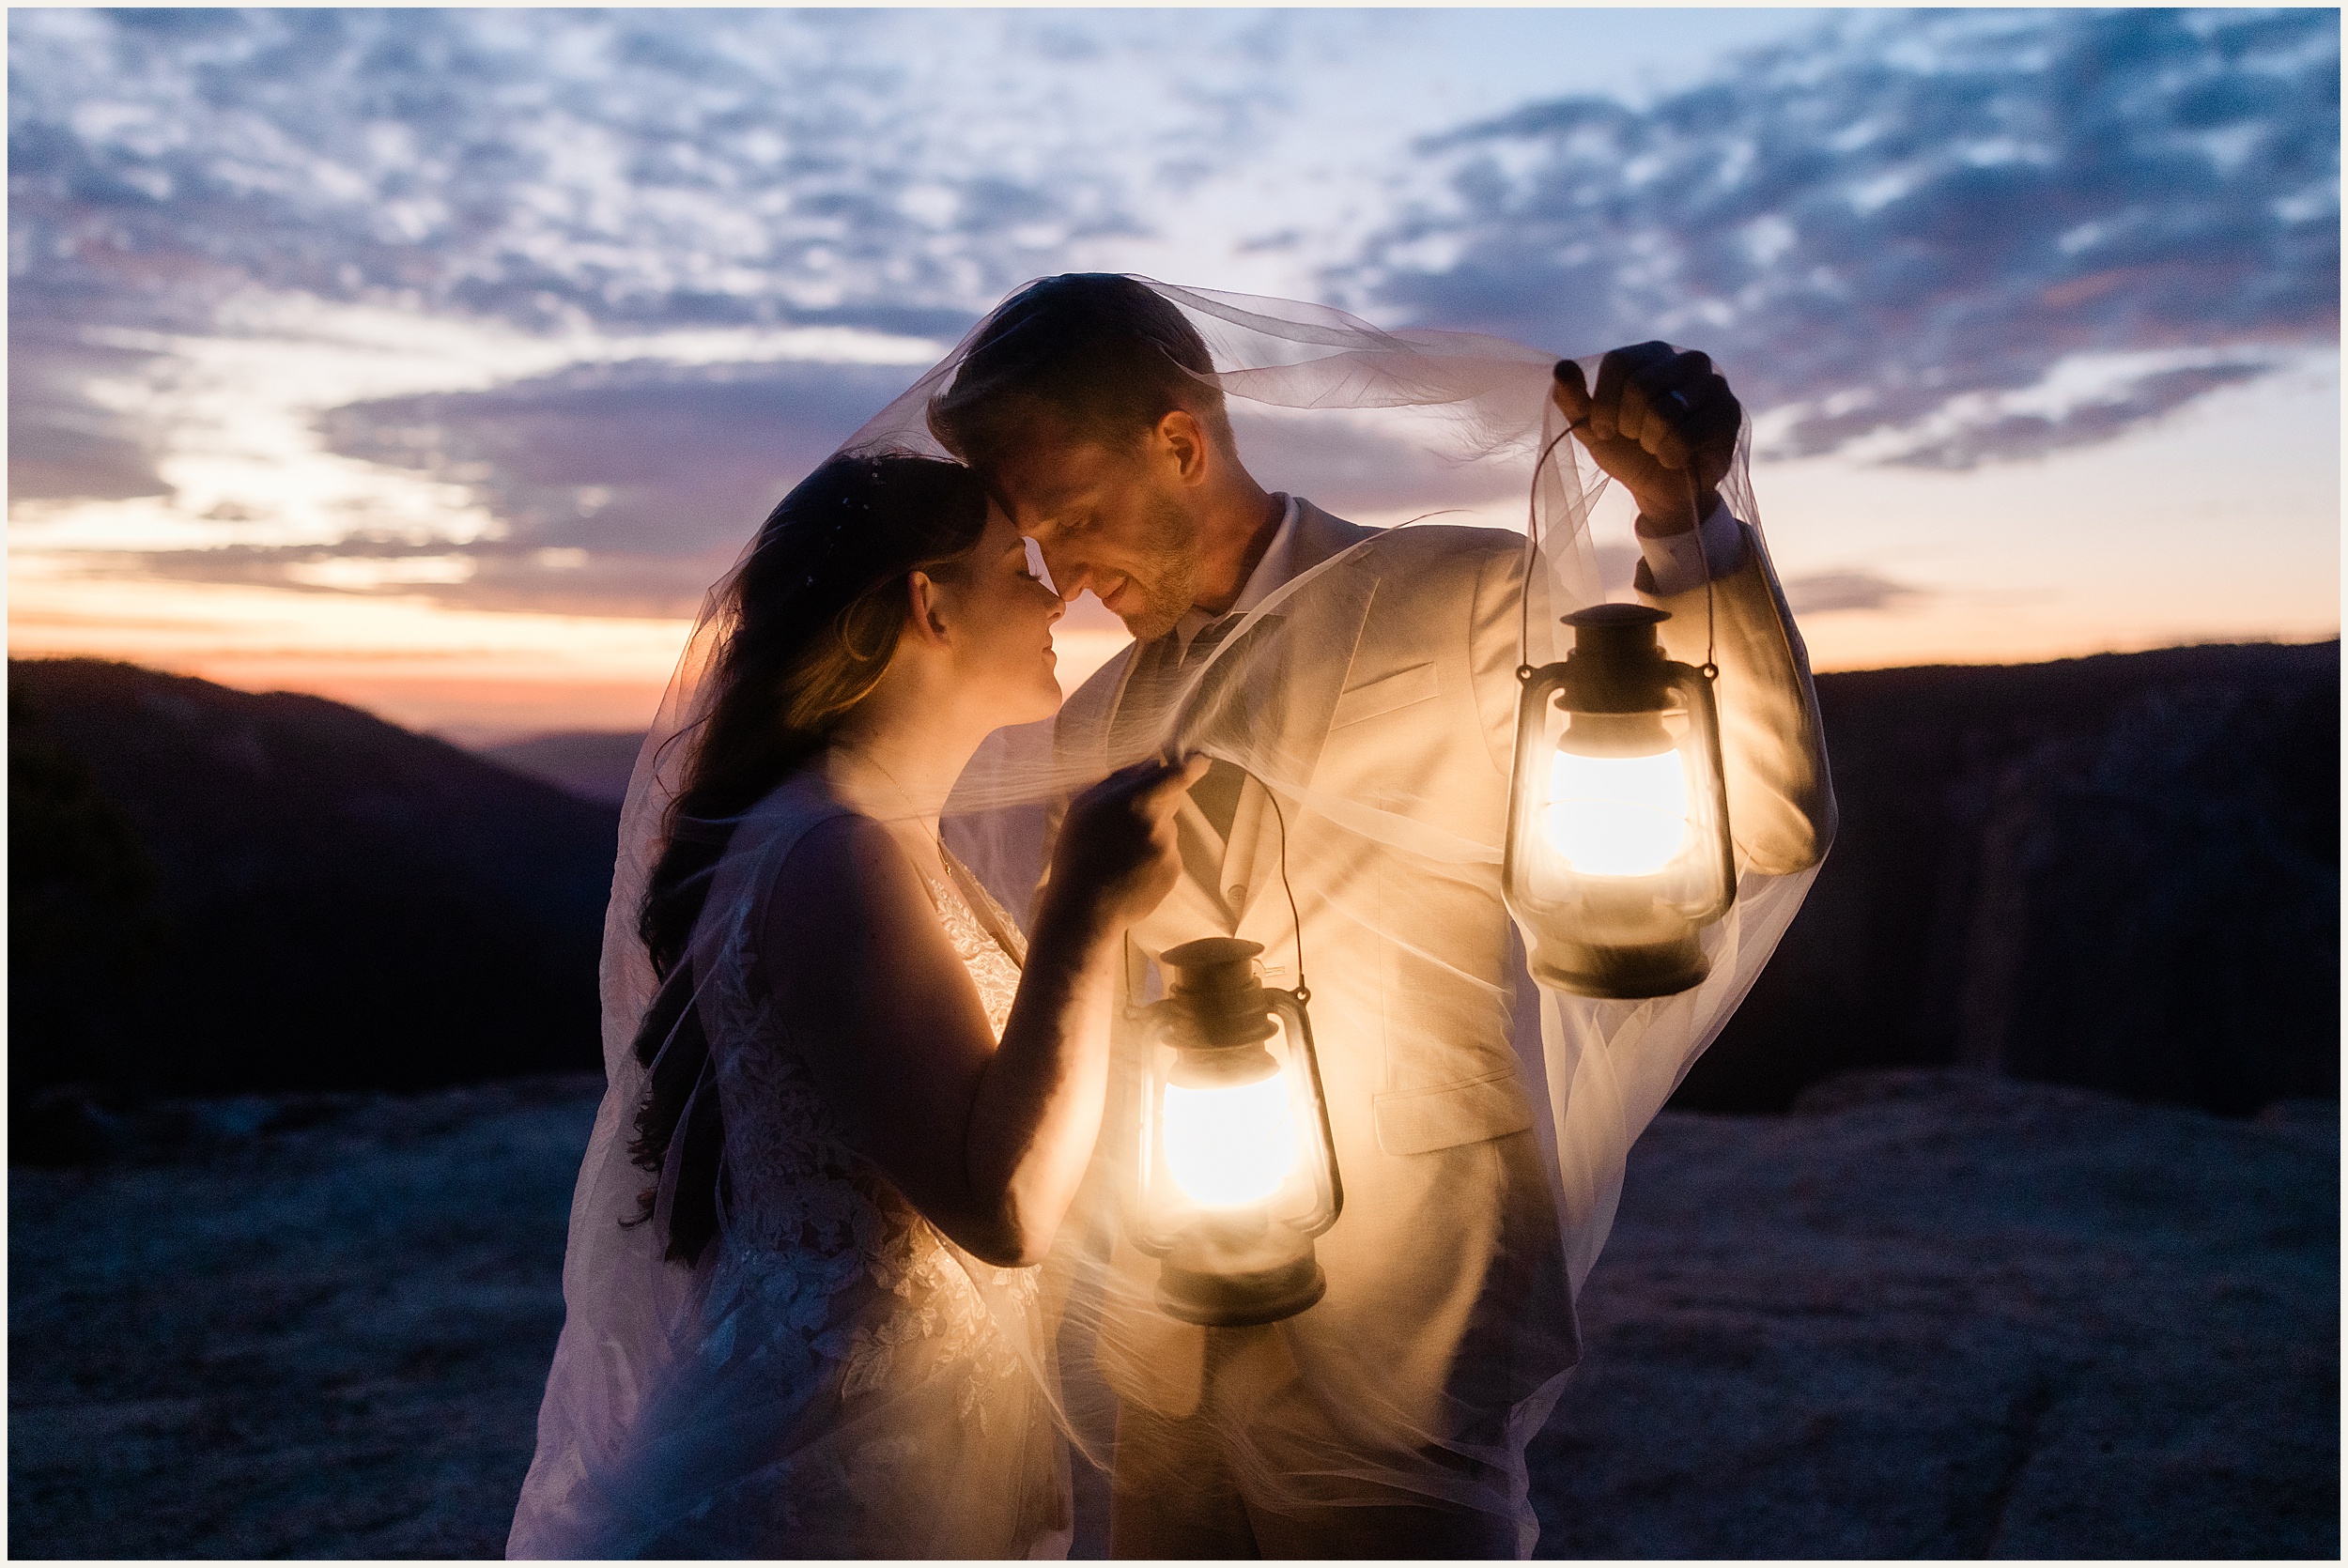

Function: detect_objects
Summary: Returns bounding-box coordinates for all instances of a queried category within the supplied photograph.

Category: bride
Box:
[507,452,1200,1558]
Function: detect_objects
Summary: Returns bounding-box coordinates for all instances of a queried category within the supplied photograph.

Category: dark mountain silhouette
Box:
[1677,638,2340,1115]
[9,640,2336,1157]
[476,730,645,807]
[9,659,616,1118]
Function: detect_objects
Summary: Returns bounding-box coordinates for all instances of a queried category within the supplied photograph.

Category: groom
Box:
[930,276,1831,1556]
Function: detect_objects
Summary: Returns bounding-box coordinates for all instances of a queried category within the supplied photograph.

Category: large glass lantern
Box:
[1504,604,1736,999]
[1130,937,1343,1326]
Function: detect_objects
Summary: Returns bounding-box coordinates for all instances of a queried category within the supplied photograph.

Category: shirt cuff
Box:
[1636,502,1746,597]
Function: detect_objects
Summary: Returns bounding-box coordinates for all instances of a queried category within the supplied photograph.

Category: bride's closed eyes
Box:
[1020,535,1056,592]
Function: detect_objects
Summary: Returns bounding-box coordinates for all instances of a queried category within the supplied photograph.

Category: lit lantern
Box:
[1504,604,1736,998]
[1130,937,1343,1326]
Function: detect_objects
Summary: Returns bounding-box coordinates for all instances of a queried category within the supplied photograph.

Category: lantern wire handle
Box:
[1519,387,1722,684]
[1517,419,1579,684]
[1259,769,1309,1006]
[1688,462,1719,682]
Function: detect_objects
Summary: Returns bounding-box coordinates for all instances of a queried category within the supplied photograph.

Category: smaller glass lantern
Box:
[1503,604,1736,999]
[1130,937,1343,1327]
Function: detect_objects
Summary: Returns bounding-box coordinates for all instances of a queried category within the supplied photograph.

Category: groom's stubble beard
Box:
[1110,485,1205,643]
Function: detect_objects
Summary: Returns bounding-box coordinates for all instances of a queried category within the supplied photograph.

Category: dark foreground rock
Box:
[1531,1071,2339,1558]
[8,1071,2335,1559]
[8,1077,599,1559]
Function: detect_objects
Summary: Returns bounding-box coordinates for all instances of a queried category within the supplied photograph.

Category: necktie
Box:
[1181,615,1247,844]
[1182,612,1244,670]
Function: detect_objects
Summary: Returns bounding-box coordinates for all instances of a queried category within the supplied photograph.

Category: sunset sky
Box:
[9,7,2338,744]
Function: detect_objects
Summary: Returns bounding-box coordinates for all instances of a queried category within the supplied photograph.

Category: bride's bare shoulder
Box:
[756,807,941,971]
[732,772,926,933]
[753,805,990,1042]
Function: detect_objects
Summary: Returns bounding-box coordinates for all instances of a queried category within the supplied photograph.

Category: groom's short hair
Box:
[927,274,1232,469]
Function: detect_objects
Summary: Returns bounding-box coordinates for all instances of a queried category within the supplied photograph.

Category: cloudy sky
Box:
[9,7,2338,741]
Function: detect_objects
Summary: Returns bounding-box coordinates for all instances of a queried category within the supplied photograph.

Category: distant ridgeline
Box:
[1680,639,2340,1116]
[9,660,615,1110]
[8,642,2339,1137]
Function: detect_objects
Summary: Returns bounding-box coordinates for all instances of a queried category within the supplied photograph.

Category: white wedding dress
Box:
[508,775,1073,1559]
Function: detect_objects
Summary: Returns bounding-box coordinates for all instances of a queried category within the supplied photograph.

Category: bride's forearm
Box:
[958,889,1122,1267]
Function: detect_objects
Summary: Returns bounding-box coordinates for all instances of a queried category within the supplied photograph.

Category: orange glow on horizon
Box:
[11,355,2335,744]
[6,561,1146,744]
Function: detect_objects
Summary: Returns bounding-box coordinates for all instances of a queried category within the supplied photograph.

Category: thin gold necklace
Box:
[839,741,951,886]
[837,740,1024,968]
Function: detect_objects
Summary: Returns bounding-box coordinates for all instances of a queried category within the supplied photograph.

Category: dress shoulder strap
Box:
[741,769,859,859]
[709,771,862,961]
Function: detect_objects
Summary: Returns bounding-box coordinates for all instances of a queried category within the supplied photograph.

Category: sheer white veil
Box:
[517,277,1825,1547]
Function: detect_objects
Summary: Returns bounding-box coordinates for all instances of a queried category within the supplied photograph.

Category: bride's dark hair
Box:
[627,451,990,1265]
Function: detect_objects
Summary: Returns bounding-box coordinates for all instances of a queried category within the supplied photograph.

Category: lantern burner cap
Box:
[1563,603,1669,626]
[1163,936,1264,999]
[1160,936,1278,1048]
[1562,601,1670,660]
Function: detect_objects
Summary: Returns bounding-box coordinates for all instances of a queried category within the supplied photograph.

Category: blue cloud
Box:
[112,354,935,616]
[1337,8,2339,464]
[319,358,929,556]
[7,320,168,501]
[6,8,1302,341]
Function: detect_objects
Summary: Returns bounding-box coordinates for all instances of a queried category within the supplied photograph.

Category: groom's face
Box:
[986,418,1203,643]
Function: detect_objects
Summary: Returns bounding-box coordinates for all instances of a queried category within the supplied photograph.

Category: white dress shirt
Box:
[1636,500,1747,596]
[1171,494,1305,657]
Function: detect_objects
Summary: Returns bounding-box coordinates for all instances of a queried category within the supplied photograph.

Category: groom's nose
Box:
[1039,546,1092,600]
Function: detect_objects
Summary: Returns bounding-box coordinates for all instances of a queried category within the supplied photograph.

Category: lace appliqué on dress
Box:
[701,850,1041,1449]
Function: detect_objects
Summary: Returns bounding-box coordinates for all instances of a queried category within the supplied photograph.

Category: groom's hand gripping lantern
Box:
[1552,343,1742,534]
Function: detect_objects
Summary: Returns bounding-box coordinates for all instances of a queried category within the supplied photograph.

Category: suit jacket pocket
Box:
[1328,660,1440,731]
[1373,1068,1536,1155]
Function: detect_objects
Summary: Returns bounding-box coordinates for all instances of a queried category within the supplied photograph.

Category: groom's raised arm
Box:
[1555,346,1836,877]
[1635,511,1835,876]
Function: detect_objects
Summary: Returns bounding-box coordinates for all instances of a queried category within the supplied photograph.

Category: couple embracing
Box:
[508,276,1833,1560]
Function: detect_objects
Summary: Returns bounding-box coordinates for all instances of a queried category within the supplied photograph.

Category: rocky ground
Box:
[9,1070,2336,1559]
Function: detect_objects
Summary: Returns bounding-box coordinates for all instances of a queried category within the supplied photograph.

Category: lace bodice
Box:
[509,778,1070,1560]
[927,862,1027,1038]
[697,804,1042,1436]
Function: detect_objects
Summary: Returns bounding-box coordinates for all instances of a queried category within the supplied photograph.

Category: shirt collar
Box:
[1173,493,1300,655]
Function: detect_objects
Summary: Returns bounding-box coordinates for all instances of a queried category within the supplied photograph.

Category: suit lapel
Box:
[1104,636,1167,767]
[1106,497,1383,939]
[1206,500,1381,930]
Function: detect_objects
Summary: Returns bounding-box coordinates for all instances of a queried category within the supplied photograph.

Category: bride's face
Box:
[935,506,1066,724]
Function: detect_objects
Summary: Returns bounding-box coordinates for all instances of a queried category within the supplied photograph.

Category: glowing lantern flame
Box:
[1163,1068,1296,1208]
[1502,604,1738,999]
[1542,746,1691,877]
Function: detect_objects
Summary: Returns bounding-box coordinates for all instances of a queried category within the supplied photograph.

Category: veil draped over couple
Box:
[506,277,1834,1559]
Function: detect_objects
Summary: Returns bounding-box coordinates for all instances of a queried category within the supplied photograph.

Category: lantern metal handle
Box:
[1214,762,1338,1227]
[1269,986,1343,1235]
[1517,402,1722,684]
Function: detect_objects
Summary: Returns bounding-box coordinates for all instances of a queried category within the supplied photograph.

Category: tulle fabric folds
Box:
[510,279,1825,1557]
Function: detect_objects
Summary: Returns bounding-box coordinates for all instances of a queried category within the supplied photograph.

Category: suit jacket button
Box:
[1226,884,1247,907]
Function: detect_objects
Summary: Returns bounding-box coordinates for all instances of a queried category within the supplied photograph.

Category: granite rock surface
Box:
[8,1070,2335,1558]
